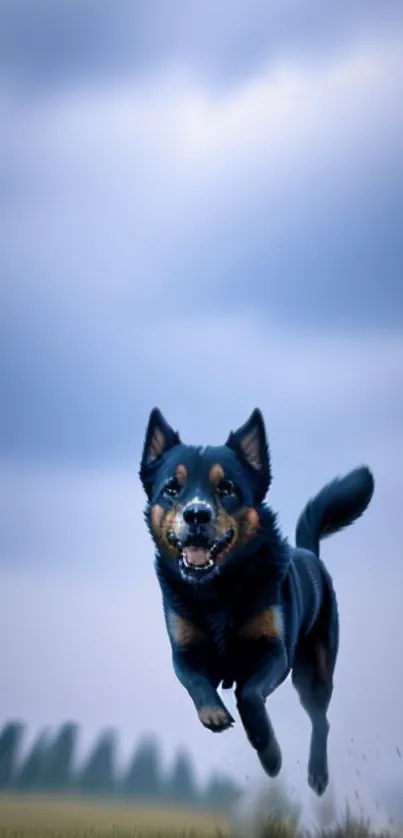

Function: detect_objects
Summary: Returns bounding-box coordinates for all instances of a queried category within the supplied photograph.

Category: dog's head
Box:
[139,408,272,583]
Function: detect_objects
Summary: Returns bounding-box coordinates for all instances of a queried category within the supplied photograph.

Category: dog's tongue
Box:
[183,547,210,567]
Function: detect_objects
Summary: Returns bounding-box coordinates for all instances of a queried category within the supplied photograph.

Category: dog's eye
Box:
[163,477,181,498]
[216,479,237,498]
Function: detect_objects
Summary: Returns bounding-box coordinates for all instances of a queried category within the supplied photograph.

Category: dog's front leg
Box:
[236,608,289,777]
[166,609,234,733]
[172,648,234,732]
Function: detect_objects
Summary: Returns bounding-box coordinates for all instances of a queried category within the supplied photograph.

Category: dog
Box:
[139,407,374,796]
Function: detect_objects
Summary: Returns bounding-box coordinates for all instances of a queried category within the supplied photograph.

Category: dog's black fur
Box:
[139,408,374,796]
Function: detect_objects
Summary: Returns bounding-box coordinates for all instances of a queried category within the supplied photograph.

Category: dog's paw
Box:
[197,705,235,732]
[257,739,282,777]
[308,754,329,796]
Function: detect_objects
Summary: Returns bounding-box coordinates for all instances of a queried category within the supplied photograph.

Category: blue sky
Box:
[1,0,403,822]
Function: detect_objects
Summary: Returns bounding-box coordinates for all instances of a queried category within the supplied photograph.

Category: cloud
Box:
[1,34,402,464]
[2,35,402,311]
[1,0,403,94]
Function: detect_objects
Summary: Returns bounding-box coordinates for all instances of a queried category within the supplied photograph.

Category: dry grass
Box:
[255,811,401,838]
[0,794,229,837]
[0,794,401,838]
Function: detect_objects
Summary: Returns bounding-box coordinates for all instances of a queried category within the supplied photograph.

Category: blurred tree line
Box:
[0,720,241,810]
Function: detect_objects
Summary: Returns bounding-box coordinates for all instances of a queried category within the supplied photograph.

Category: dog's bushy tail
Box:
[295,466,374,557]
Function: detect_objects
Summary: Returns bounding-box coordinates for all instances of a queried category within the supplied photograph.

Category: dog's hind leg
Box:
[291,582,338,796]
[292,639,333,795]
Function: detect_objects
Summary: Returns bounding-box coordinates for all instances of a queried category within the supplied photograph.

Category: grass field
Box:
[0,794,401,838]
[0,794,229,837]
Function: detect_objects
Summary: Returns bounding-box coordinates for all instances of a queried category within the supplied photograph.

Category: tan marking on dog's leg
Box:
[197,706,234,731]
[316,643,333,689]
[168,612,204,648]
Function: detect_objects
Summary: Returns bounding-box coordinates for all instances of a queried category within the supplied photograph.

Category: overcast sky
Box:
[1,0,402,823]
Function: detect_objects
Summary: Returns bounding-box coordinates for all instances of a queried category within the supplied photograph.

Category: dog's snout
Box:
[183,503,212,526]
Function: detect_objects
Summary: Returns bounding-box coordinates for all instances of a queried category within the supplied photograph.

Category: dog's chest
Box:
[204,607,235,657]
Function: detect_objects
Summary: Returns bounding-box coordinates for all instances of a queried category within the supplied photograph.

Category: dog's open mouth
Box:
[168,529,234,574]
[182,546,214,569]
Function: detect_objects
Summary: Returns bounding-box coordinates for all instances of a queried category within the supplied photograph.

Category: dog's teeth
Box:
[181,551,214,571]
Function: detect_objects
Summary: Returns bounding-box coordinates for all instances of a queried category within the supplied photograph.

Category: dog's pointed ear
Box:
[225,408,271,499]
[140,408,181,495]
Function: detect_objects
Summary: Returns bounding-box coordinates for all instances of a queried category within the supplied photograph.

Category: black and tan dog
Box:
[139,408,374,796]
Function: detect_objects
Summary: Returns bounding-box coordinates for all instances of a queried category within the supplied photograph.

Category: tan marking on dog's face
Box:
[168,612,204,648]
[209,463,225,487]
[215,506,239,561]
[151,503,164,532]
[214,505,260,559]
[238,606,283,641]
[237,506,260,547]
[150,503,183,558]
[174,463,187,487]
